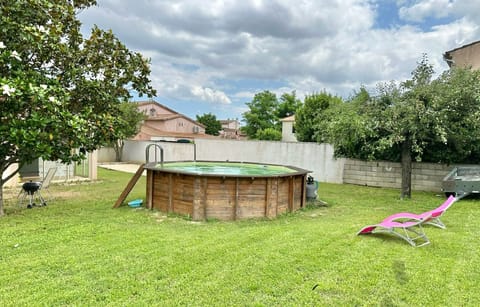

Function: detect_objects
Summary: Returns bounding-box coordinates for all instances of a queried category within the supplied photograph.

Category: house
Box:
[443,40,480,69]
[280,115,297,142]
[134,101,209,142]
[219,119,241,139]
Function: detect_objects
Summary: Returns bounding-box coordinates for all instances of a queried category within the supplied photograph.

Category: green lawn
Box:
[1,168,479,306]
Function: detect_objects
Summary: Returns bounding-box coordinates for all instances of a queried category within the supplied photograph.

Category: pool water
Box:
[156,161,297,176]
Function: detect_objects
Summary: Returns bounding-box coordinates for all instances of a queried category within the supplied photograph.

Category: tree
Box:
[255,128,282,141]
[325,88,378,160]
[295,91,343,142]
[112,102,147,162]
[0,0,156,216]
[275,91,302,122]
[423,68,480,164]
[329,56,438,198]
[328,55,480,199]
[242,90,279,139]
[372,55,438,198]
[196,113,222,136]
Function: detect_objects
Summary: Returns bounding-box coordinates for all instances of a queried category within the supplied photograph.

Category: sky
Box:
[78,0,480,122]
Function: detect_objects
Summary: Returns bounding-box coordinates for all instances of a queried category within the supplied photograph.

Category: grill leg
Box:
[28,191,35,208]
[18,190,28,207]
[35,191,47,206]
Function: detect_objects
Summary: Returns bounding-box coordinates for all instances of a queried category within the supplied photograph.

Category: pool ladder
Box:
[145,143,164,167]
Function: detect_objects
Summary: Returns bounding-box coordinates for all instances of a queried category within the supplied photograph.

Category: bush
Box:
[255,128,282,141]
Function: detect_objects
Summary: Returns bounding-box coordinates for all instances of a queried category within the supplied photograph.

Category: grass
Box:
[1,168,480,306]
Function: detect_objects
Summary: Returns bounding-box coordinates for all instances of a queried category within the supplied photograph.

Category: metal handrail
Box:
[145,143,164,167]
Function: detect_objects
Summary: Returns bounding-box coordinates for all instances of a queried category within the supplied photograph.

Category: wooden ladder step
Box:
[113,163,145,208]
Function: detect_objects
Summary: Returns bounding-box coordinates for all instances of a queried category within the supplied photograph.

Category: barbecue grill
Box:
[19,181,47,208]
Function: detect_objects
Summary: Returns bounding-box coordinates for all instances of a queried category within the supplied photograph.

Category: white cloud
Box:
[191,86,231,104]
[431,18,479,47]
[398,0,480,25]
[399,0,453,22]
[78,0,480,118]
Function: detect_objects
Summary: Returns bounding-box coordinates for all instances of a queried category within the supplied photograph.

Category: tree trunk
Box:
[400,140,412,199]
[114,147,122,162]
[113,139,124,162]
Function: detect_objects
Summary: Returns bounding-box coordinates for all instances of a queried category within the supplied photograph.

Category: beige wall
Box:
[447,42,480,70]
[145,119,205,134]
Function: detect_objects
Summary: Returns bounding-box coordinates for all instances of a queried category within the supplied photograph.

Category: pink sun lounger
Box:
[357,214,432,247]
[383,195,457,229]
[357,195,458,247]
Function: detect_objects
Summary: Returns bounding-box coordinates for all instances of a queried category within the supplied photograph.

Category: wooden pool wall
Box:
[146,169,308,221]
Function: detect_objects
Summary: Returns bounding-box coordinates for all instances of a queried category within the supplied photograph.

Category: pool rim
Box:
[144,160,311,178]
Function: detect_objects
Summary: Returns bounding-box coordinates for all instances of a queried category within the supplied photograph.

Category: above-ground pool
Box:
[144,161,310,221]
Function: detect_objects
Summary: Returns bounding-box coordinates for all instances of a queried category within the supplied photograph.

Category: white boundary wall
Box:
[194,139,344,183]
[99,139,345,183]
[97,139,468,191]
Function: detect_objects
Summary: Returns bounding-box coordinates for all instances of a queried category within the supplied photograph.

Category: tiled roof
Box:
[136,100,179,115]
[134,124,217,140]
[135,100,205,128]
